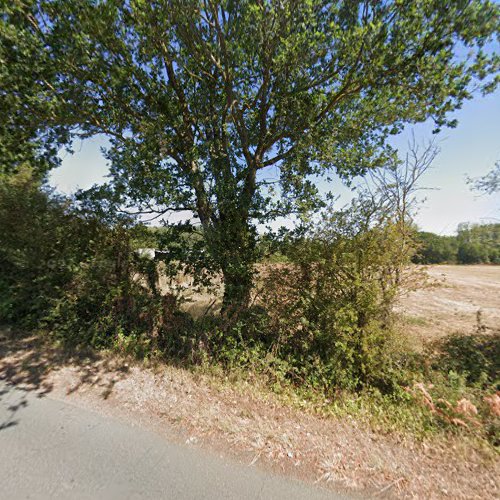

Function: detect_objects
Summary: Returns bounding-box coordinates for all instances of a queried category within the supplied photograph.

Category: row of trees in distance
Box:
[414,223,500,264]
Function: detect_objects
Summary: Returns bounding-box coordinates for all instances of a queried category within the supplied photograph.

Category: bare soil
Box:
[1,265,499,499]
[398,265,500,346]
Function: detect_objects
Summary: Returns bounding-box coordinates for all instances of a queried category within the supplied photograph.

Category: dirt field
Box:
[398,265,500,346]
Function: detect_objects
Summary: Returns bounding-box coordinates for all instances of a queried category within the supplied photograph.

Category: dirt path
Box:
[398,265,500,345]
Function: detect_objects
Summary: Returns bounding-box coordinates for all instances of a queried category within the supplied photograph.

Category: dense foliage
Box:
[2,0,499,308]
[413,232,458,264]
[414,223,500,264]
[258,203,415,393]
[457,223,500,264]
[0,4,69,174]
[0,169,99,325]
[0,170,173,350]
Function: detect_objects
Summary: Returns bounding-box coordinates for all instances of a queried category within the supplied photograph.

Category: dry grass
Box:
[1,332,498,500]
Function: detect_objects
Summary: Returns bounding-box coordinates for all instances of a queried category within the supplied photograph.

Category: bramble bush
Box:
[427,331,500,388]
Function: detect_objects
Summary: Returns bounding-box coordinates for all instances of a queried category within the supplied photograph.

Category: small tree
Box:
[260,195,419,392]
[365,137,438,283]
[2,0,499,310]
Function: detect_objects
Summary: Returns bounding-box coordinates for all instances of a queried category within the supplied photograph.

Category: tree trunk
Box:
[195,156,259,316]
[209,210,257,316]
[221,261,253,314]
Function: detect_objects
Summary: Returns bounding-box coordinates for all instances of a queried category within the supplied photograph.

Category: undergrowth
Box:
[2,171,498,451]
[112,307,499,451]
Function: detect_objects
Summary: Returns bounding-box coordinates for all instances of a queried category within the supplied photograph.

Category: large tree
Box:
[2,0,499,309]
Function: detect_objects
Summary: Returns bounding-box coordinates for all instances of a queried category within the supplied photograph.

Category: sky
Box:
[49,88,500,236]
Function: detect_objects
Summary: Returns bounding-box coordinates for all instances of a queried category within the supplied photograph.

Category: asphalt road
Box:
[0,381,345,500]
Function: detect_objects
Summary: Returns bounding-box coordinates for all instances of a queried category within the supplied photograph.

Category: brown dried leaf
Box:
[483,393,500,417]
[413,382,436,412]
[455,398,478,417]
[449,418,468,428]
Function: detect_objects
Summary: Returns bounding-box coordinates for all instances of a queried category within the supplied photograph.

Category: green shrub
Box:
[0,168,174,350]
[43,234,164,348]
[251,201,419,394]
[428,332,500,387]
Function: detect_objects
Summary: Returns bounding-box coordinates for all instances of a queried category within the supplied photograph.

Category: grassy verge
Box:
[2,327,498,499]
[106,318,499,454]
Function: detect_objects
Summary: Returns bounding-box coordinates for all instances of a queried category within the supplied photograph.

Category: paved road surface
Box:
[0,381,345,499]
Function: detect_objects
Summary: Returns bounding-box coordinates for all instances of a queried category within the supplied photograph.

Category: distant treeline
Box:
[413,223,500,264]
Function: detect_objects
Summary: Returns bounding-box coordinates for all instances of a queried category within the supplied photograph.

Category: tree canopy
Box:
[2,0,499,307]
[0,2,71,174]
[413,223,500,264]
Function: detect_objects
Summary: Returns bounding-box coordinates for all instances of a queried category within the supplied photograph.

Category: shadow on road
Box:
[0,384,28,430]
[0,329,130,430]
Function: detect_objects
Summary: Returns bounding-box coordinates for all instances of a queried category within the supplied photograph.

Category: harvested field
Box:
[398,265,500,346]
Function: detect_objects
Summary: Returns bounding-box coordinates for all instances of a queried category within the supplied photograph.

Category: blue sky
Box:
[49,88,500,235]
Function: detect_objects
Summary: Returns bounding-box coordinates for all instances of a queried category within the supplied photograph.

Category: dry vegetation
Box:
[398,265,500,345]
[1,265,499,499]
